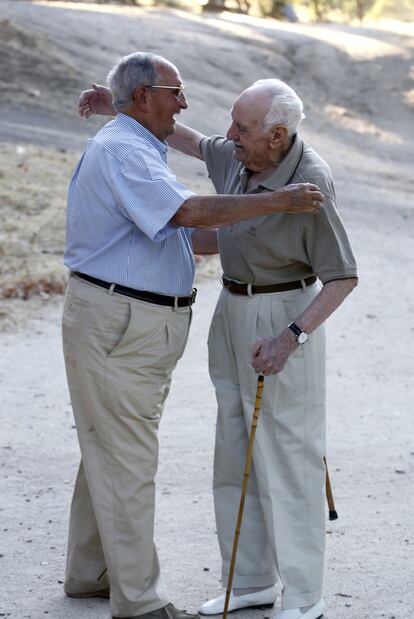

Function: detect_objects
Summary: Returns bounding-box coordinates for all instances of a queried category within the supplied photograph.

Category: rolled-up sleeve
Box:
[200,136,237,194]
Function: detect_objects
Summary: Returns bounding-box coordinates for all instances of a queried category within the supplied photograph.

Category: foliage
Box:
[204,0,414,20]
[368,0,414,20]
[302,0,375,21]
[256,0,289,18]
[299,0,414,21]
[50,0,414,20]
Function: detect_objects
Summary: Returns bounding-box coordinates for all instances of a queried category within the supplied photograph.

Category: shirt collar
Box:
[116,112,168,156]
[239,133,304,192]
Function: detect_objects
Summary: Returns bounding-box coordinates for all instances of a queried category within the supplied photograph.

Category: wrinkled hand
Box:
[279,183,324,213]
[251,329,297,375]
[78,83,115,118]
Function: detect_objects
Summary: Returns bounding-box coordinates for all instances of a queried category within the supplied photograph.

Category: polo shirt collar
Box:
[240,133,303,192]
[116,112,168,156]
[239,167,250,192]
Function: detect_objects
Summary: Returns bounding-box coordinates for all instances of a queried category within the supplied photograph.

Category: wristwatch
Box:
[288,322,309,344]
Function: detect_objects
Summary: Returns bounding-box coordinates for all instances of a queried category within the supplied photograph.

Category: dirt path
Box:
[1,278,413,619]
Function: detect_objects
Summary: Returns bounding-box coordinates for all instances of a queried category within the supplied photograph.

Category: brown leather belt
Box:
[73,272,197,308]
[221,274,317,296]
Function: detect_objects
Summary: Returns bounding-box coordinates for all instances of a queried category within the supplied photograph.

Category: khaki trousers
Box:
[208,284,326,610]
[62,275,191,618]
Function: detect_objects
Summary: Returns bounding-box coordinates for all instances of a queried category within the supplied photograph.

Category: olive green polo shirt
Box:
[200,134,357,285]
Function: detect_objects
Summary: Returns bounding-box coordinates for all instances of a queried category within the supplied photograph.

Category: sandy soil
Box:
[0,2,413,618]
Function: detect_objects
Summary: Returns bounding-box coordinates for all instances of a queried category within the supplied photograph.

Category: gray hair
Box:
[252,79,305,135]
[107,51,164,110]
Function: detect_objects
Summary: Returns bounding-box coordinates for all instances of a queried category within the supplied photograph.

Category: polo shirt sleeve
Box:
[112,146,195,242]
[301,177,358,283]
[200,136,236,193]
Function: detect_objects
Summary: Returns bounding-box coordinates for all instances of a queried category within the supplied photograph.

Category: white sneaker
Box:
[198,586,277,615]
[274,599,325,619]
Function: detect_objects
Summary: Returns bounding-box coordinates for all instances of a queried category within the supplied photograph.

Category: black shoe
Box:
[67,587,110,599]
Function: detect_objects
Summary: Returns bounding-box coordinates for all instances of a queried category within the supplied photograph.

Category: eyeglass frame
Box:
[147,84,186,99]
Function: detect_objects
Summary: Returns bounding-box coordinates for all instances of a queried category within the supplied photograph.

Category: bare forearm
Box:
[167,123,205,159]
[292,277,358,336]
[192,229,219,255]
[251,277,358,374]
[173,193,273,228]
[172,184,322,228]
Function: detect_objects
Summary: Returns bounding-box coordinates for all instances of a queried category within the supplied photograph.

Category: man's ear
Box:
[132,85,150,110]
[270,125,289,149]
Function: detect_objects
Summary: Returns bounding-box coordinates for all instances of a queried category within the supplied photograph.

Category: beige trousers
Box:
[208,284,326,610]
[62,275,191,618]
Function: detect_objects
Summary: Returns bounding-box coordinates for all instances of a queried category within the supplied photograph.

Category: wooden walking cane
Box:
[323,456,338,521]
[222,374,265,619]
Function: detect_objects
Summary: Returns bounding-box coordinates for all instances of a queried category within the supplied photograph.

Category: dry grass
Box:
[0,275,67,300]
[0,142,78,298]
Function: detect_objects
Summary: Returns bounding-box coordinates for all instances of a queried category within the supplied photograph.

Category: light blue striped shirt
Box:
[64,113,196,295]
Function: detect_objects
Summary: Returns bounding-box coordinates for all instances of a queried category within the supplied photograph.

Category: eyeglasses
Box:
[148,84,186,99]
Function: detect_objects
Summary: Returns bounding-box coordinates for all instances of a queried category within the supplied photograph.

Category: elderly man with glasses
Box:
[64,52,323,619]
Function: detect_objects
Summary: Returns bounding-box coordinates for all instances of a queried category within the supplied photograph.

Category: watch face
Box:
[298,332,308,344]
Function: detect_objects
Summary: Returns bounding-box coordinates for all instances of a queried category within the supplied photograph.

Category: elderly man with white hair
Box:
[78,76,357,619]
[183,79,357,619]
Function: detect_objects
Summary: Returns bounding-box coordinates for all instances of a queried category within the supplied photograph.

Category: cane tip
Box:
[329,510,338,521]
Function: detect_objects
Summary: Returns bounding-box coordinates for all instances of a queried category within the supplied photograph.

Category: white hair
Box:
[251,79,305,135]
[107,51,166,110]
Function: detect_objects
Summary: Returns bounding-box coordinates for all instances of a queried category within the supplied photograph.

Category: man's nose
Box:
[179,92,188,109]
[226,122,237,141]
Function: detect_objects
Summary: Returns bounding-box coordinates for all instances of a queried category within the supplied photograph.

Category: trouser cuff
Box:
[111,597,170,618]
[221,567,277,588]
[64,576,109,595]
[281,588,322,610]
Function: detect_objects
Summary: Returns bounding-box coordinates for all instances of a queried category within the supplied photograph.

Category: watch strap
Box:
[288,322,303,337]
